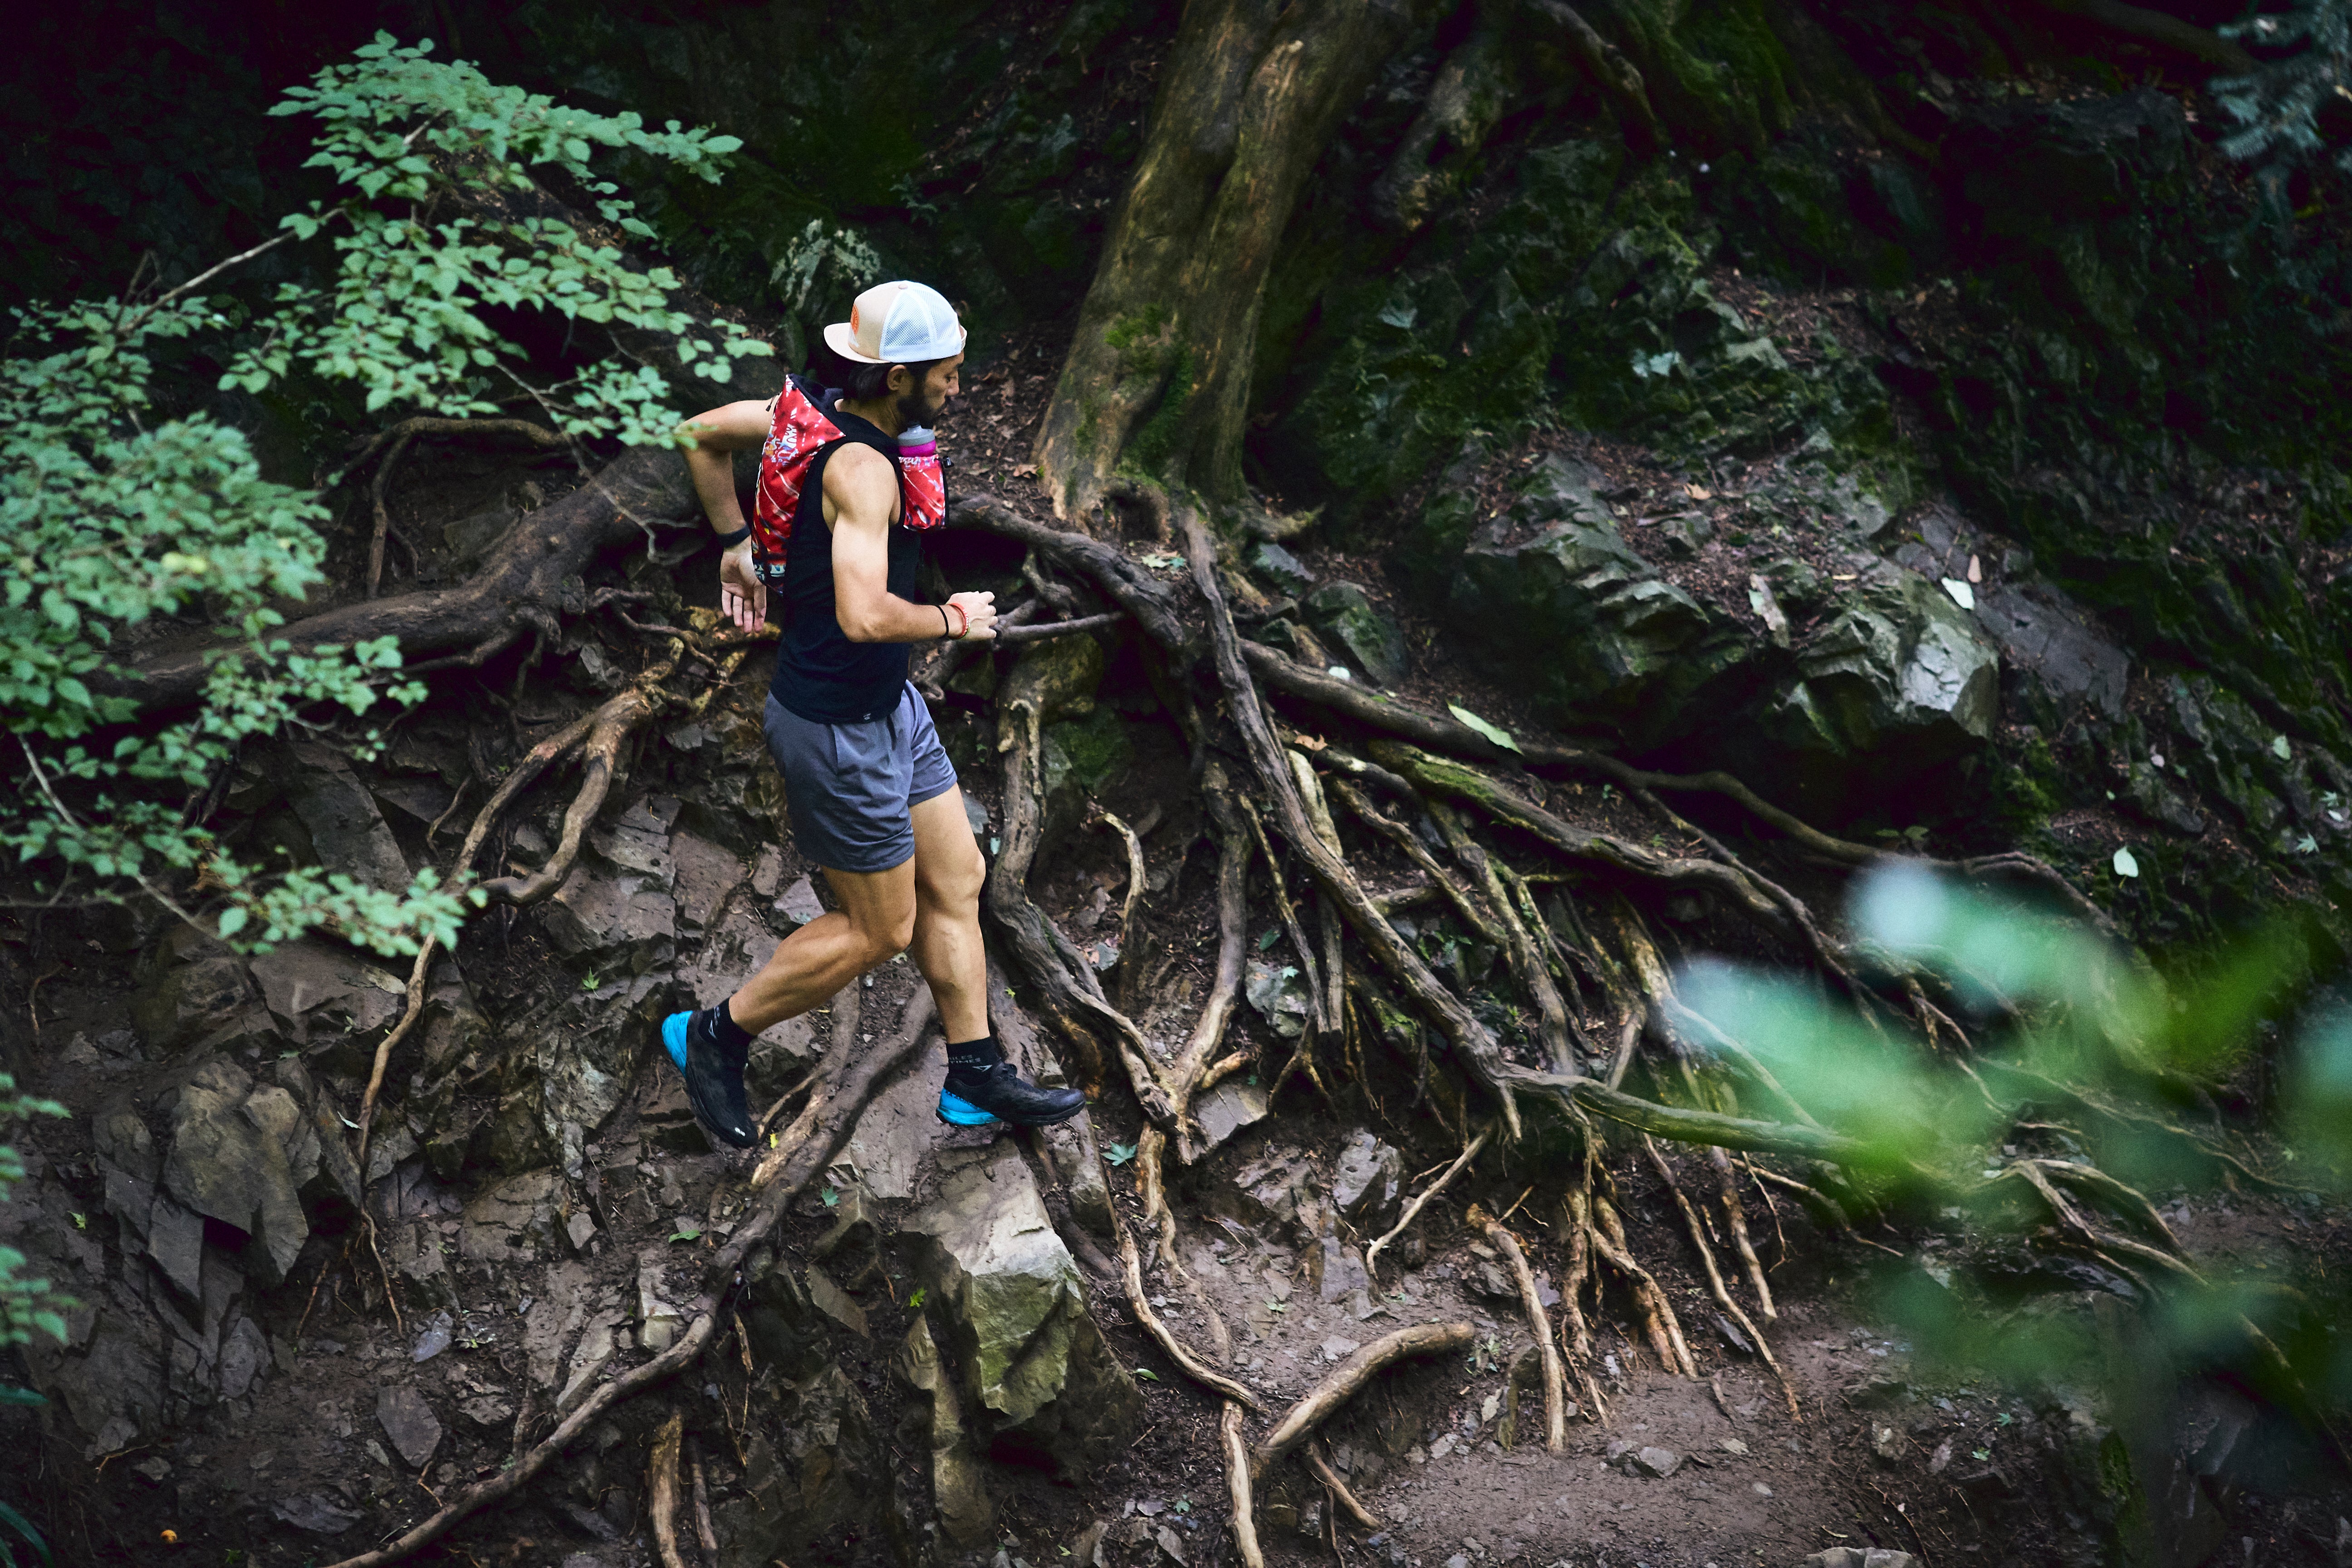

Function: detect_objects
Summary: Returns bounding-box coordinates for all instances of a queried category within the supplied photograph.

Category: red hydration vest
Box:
[750,376,947,577]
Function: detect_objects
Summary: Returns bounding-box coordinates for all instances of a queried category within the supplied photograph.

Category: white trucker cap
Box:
[823,280,967,366]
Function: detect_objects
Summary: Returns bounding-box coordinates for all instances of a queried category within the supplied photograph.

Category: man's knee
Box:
[920,839,986,913]
[857,911,916,966]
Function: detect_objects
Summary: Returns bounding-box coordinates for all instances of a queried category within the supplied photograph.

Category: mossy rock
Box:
[1445,465,1764,746]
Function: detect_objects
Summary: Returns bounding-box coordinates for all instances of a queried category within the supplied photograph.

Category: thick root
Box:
[1469,1203,1568,1451]
[647,1410,688,1568]
[1251,1322,1476,1480]
[1224,1400,1264,1568]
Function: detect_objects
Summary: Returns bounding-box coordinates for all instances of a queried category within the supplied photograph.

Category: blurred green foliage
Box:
[1681,862,2351,1433]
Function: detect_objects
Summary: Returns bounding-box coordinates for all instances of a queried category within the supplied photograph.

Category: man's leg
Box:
[906,785,1084,1127]
[663,862,915,1148]
[730,862,916,1032]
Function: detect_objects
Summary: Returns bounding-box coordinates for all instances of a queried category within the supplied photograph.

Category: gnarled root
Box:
[1586,1191,1698,1379]
[1224,1400,1264,1568]
[647,1410,688,1568]
[1251,1322,1476,1481]
[988,696,1174,1122]
[1120,1224,1264,1411]
[1176,502,1520,1138]
[1469,1203,1568,1451]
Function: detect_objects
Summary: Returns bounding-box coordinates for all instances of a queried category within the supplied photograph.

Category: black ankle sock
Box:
[945,1033,1003,1082]
[702,1000,754,1051]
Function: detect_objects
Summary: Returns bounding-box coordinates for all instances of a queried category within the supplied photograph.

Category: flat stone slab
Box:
[377,1383,442,1469]
[840,1032,949,1200]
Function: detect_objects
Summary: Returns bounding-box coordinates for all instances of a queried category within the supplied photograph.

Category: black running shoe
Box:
[661,1009,756,1148]
[937,1063,1088,1128]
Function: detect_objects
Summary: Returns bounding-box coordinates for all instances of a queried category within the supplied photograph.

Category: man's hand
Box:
[720,540,766,633]
[947,589,998,641]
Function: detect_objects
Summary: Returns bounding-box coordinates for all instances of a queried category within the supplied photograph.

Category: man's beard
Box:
[896,385,947,430]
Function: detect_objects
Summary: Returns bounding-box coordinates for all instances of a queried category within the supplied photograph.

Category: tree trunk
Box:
[1033,0,1426,521]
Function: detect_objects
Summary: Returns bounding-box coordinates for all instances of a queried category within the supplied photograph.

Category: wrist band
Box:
[940,605,953,640]
[714,524,752,548]
[950,603,970,639]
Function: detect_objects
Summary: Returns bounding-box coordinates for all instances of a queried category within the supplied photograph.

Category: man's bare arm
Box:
[825,444,996,643]
[676,399,773,633]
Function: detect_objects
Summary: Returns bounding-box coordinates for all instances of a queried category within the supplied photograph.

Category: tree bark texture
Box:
[112,447,694,711]
[1033,0,1425,519]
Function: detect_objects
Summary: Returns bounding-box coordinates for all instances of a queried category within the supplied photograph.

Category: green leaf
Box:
[2274,734,2292,759]
[1136,1367,1161,1382]
[1105,1142,1137,1166]
[1446,704,1521,753]
[0,1497,51,1568]
[668,1229,702,1243]
[2112,847,2140,878]
[906,1288,926,1310]
[820,1186,840,1207]
[0,1386,46,1407]
[1257,928,1280,951]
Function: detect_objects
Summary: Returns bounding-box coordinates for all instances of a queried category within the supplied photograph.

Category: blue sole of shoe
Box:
[661,1012,691,1074]
[936,1091,998,1127]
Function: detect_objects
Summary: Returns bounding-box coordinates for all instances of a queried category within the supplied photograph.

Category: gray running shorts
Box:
[763,684,958,874]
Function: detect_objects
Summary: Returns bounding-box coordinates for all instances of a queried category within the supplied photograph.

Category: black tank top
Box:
[765,402,927,724]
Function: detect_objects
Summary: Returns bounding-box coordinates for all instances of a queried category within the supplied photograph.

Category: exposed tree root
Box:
[1370,740,1791,933]
[1120,1225,1265,1412]
[1176,502,1521,1137]
[741,990,929,1204]
[1588,1191,1699,1379]
[1091,806,1149,1013]
[647,1409,688,1568]
[996,611,1127,644]
[1468,1203,1567,1451]
[323,1312,720,1568]
[1224,1400,1265,1568]
[690,1443,719,1560]
[990,690,1174,1122]
[478,664,677,906]
[949,494,1194,655]
[1558,1173,1612,1424]
[1365,1126,1489,1279]
[1251,1322,1476,1481]
[119,446,693,711]
[1246,645,2114,935]
[1643,1139,1798,1419]
[1431,801,1576,1073]
[1502,1066,1882,1166]
[1305,1440,1381,1530]
[356,417,570,598]
[1710,1145,1777,1320]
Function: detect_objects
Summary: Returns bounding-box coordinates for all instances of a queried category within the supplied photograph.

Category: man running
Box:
[658,280,1085,1147]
